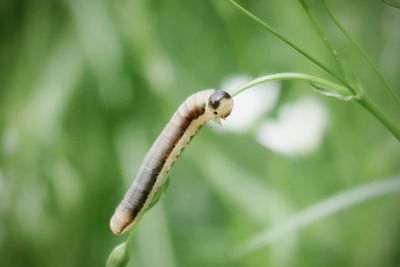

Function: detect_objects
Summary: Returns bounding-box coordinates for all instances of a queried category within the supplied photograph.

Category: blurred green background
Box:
[1,0,400,266]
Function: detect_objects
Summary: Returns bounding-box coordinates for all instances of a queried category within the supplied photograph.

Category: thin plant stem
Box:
[105,211,145,266]
[229,73,400,141]
[124,212,145,247]
[228,72,352,97]
[226,0,347,86]
[323,0,400,106]
[358,95,400,141]
[297,0,351,85]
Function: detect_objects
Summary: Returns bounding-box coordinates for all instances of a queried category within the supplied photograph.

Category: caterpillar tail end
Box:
[110,209,133,235]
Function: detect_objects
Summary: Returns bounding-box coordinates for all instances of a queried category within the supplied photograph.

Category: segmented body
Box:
[110,89,222,234]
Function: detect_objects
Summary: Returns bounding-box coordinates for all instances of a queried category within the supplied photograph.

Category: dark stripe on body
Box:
[118,102,206,225]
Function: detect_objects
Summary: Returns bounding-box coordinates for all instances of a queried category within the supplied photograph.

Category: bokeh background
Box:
[1,0,400,266]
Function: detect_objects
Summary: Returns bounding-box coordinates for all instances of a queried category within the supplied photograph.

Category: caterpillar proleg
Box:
[110,89,234,234]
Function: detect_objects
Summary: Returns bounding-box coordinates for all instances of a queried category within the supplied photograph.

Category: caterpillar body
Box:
[110,89,234,234]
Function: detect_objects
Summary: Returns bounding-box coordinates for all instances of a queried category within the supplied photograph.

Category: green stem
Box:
[226,0,347,86]
[229,73,400,141]
[358,95,400,141]
[297,0,351,86]
[124,212,145,247]
[229,72,352,97]
[323,0,400,106]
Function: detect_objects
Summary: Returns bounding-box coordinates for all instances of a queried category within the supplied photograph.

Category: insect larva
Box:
[110,89,234,234]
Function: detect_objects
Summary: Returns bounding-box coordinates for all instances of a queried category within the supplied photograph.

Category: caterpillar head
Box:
[207,91,234,119]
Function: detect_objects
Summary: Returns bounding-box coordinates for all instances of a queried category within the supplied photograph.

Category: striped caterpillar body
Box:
[110,89,234,234]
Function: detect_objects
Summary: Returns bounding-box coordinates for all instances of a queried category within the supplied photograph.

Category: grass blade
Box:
[232,176,400,257]
[323,0,400,106]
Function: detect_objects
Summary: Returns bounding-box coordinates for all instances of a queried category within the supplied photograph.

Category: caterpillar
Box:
[110,89,234,234]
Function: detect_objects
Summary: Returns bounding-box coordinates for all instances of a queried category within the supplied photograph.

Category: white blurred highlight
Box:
[255,97,329,156]
[218,74,280,133]
[2,126,18,154]
[0,170,5,212]
[146,55,175,90]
